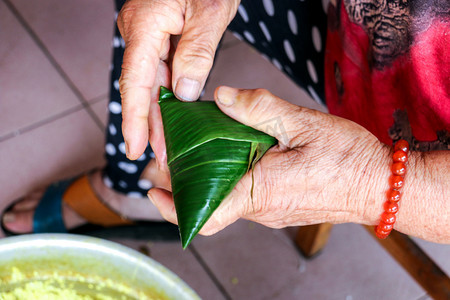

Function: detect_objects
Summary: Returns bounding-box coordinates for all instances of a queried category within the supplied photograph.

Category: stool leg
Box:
[295,223,333,258]
[364,225,450,300]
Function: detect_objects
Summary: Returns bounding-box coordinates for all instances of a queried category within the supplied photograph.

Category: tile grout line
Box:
[189,244,233,300]
[0,104,86,143]
[0,92,110,142]
[0,93,109,142]
[88,93,109,105]
[85,92,110,130]
[3,0,106,132]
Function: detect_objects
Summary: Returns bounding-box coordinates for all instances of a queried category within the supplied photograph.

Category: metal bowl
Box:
[0,234,200,299]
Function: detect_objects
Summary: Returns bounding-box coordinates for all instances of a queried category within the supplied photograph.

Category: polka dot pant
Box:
[106,0,328,197]
[229,0,328,105]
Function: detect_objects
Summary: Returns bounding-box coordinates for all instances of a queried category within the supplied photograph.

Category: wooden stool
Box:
[295,224,450,300]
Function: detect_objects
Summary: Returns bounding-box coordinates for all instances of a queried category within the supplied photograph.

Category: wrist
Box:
[355,141,448,243]
[394,150,446,241]
[353,141,392,226]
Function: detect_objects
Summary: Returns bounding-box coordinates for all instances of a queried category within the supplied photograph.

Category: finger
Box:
[172,1,239,101]
[148,60,171,169]
[214,86,322,147]
[199,175,252,236]
[141,158,172,191]
[118,31,164,160]
[149,178,248,237]
[148,188,178,225]
[198,193,243,236]
[117,1,184,159]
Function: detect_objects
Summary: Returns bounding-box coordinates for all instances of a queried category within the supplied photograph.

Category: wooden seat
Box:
[295,224,450,300]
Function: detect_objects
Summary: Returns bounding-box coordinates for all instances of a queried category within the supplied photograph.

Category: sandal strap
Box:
[63,175,133,227]
[33,179,74,233]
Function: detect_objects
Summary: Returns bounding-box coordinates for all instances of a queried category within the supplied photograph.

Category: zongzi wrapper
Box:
[159,87,277,248]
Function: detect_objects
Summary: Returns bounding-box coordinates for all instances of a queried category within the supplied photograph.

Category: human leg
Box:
[1,0,167,234]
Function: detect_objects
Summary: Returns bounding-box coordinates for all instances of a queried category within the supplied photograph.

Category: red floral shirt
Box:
[324,0,449,150]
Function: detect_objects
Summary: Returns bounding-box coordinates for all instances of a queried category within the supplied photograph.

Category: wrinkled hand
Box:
[149,87,391,235]
[117,0,240,162]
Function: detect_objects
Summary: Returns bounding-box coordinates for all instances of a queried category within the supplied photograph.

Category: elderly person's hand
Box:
[149,87,450,244]
[117,0,240,163]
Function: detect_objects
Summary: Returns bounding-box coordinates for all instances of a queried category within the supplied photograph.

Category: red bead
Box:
[384,201,399,214]
[391,162,406,176]
[375,226,391,239]
[387,189,401,202]
[381,212,396,224]
[378,228,392,235]
[394,139,409,153]
[376,140,408,240]
[375,232,389,239]
[377,222,394,232]
[390,175,404,189]
[393,150,408,163]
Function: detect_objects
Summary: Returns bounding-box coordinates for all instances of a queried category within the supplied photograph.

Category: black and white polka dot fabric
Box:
[105,0,328,197]
[228,0,328,105]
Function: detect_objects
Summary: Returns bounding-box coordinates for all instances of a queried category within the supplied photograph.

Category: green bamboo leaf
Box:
[159,87,277,248]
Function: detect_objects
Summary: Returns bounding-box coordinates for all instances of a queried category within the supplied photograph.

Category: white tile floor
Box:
[1,1,449,299]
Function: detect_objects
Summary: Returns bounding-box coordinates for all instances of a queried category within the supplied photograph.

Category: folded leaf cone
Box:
[159,87,277,248]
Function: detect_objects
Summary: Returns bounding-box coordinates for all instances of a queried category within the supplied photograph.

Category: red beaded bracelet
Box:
[375,139,409,239]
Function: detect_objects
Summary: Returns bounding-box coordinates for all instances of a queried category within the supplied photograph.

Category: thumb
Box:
[172,1,239,101]
[215,87,321,147]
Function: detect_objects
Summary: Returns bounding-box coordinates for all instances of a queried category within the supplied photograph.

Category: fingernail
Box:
[217,86,237,106]
[125,141,137,160]
[125,141,130,157]
[3,212,15,223]
[175,78,201,101]
[148,193,156,206]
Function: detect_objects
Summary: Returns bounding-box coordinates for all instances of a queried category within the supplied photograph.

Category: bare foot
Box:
[2,159,167,233]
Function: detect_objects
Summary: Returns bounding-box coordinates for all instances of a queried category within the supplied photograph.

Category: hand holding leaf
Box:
[156,87,276,248]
